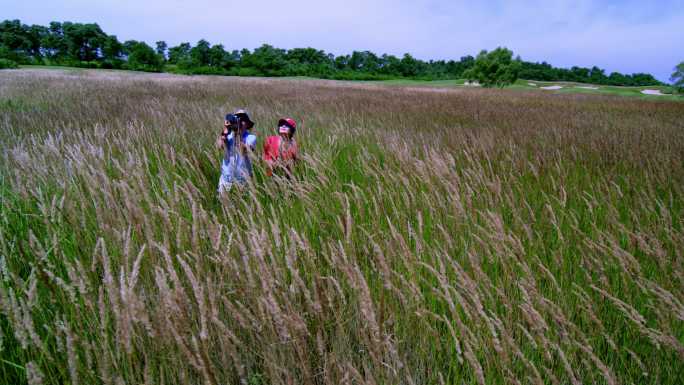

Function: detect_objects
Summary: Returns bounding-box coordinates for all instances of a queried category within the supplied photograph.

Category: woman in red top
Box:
[263,117,299,178]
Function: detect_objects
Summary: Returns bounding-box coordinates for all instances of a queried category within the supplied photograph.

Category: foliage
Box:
[0,19,122,67]
[155,40,168,60]
[519,61,662,87]
[0,57,18,69]
[464,47,521,87]
[121,40,163,72]
[671,61,684,93]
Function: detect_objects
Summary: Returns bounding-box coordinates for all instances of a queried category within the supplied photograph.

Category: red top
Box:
[263,136,298,163]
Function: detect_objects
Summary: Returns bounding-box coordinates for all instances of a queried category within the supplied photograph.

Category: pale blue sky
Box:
[5,0,684,81]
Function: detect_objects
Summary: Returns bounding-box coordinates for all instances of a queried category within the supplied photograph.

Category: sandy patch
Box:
[641,89,665,96]
[578,86,599,90]
[541,85,563,90]
[528,83,537,86]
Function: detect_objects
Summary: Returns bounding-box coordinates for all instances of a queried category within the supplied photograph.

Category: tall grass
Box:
[1,68,683,384]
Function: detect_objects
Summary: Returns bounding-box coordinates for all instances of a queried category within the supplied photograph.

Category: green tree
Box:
[631,73,660,86]
[334,54,349,70]
[569,66,590,82]
[247,44,287,75]
[168,42,191,66]
[99,34,123,68]
[398,53,424,77]
[589,66,606,84]
[208,44,227,67]
[443,55,474,78]
[41,22,67,61]
[190,39,211,67]
[285,48,333,76]
[123,40,162,71]
[0,20,32,62]
[26,24,47,59]
[671,61,684,93]
[378,54,401,76]
[0,58,18,69]
[608,72,627,86]
[348,51,381,73]
[224,49,241,71]
[155,41,167,60]
[102,35,122,60]
[286,47,329,65]
[61,22,108,62]
[464,47,520,88]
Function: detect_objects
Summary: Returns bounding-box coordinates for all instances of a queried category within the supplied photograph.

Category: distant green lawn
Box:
[18,64,85,71]
[375,77,682,100]
[374,78,467,87]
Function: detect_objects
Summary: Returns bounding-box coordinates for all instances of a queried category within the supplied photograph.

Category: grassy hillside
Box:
[1,68,683,384]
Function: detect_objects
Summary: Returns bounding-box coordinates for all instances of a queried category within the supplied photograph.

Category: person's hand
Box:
[239,142,253,154]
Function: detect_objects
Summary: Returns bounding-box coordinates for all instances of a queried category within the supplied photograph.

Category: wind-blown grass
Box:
[1,68,683,384]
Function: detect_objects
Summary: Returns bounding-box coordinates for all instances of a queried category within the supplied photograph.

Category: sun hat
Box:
[278,117,296,136]
[233,109,255,129]
[278,117,296,129]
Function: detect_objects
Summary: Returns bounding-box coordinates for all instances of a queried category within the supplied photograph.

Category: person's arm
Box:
[263,137,271,161]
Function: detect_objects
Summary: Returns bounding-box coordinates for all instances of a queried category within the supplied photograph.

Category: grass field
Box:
[17,64,683,101]
[1,68,683,385]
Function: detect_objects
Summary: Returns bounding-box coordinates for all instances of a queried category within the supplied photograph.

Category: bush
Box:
[76,61,100,69]
[233,67,261,77]
[0,58,18,69]
[329,71,394,81]
[124,41,163,72]
[464,47,521,88]
[186,66,227,75]
[100,59,125,69]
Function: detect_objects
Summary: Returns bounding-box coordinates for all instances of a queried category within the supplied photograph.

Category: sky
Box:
[5,0,684,82]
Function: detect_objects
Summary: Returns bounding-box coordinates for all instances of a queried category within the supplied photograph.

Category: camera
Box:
[231,117,240,132]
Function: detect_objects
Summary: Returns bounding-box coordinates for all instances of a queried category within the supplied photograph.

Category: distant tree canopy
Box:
[671,61,684,93]
[123,40,163,72]
[0,19,125,68]
[464,47,521,88]
[518,61,661,87]
[0,19,663,86]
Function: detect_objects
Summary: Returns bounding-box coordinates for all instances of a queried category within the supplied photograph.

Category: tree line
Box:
[0,19,662,86]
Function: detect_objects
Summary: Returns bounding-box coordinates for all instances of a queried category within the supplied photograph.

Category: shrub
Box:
[0,58,18,69]
[464,47,521,88]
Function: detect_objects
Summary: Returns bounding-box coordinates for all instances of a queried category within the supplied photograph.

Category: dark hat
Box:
[233,109,255,129]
